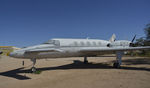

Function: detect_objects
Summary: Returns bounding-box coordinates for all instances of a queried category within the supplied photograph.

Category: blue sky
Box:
[0,0,150,47]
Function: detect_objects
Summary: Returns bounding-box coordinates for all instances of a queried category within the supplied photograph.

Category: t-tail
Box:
[109,34,116,42]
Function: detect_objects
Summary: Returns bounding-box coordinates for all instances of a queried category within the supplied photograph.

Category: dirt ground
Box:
[0,55,150,88]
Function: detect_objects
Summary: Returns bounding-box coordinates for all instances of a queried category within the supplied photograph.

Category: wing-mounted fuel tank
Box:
[107,40,131,47]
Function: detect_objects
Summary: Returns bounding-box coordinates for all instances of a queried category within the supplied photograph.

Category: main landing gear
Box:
[113,51,123,68]
[31,58,36,72]
[84,57,88,64]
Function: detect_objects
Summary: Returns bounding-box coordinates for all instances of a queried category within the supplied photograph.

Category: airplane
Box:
[9,34,150,72]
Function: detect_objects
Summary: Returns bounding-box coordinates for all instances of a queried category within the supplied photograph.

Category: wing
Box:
[79,46,150,53]
[25,48,63,53]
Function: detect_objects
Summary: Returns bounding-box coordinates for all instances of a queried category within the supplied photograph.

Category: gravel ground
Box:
[0,56,150,88]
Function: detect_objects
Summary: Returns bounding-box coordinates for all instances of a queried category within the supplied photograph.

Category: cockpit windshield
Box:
[43,40,55,44]
[43,40,60,46]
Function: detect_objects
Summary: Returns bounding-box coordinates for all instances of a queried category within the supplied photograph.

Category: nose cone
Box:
[9,51,24,58]
[9,52,16,57]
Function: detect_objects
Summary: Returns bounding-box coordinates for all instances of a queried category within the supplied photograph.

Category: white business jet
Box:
[9,34,150,71]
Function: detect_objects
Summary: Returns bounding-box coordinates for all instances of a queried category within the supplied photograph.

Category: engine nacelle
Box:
[107,40,131,47]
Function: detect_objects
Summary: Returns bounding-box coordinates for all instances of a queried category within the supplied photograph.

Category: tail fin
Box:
[109,34,116,42]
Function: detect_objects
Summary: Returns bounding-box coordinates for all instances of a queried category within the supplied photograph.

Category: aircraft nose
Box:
[9,51,24,58]
[9,52,16,57]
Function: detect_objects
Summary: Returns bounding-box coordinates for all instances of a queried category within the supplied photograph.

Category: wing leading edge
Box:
[24,46,150,54]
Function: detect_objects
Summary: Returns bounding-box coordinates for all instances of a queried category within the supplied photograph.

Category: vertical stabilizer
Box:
[109,34,116,42]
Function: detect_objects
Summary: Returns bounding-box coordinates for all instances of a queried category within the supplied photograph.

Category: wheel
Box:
[113,62,120,68]
[31,67,36,72]
[84,60,88,64]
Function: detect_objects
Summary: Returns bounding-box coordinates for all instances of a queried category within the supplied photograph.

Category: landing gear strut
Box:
[84,57,88,64]
[113,51,123,68]
[31,58,36,72]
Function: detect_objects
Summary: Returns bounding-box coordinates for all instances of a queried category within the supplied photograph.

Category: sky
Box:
[0,0,150,47]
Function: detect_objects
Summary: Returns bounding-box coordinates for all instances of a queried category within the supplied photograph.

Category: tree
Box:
[144,23,150,46]
[135,23,150,56]
[135,37,145,46]
[144,23,150,41]
[136,23,150,46]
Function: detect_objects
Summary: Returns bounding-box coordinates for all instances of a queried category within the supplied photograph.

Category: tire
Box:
[84,60,88,64]
[31,67,36,72]
[113,62,120,68]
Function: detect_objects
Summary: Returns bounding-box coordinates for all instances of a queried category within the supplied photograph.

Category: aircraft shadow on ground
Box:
[0,57,150,80]
[122,57,150,65]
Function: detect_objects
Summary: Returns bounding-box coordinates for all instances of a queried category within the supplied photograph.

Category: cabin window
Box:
[87,41,91,46]
[93,42,96,46]
[80,42,85,46]
[98,42,101,46]
[74,41,78,46]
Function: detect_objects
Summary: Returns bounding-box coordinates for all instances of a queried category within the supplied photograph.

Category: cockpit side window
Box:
[54,40,60,46]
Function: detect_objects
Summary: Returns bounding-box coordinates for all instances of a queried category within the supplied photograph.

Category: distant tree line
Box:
[135,23,150,46]
[134,23,150,56]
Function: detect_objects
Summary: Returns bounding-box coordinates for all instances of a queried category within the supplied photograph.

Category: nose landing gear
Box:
[30,58,36,72]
